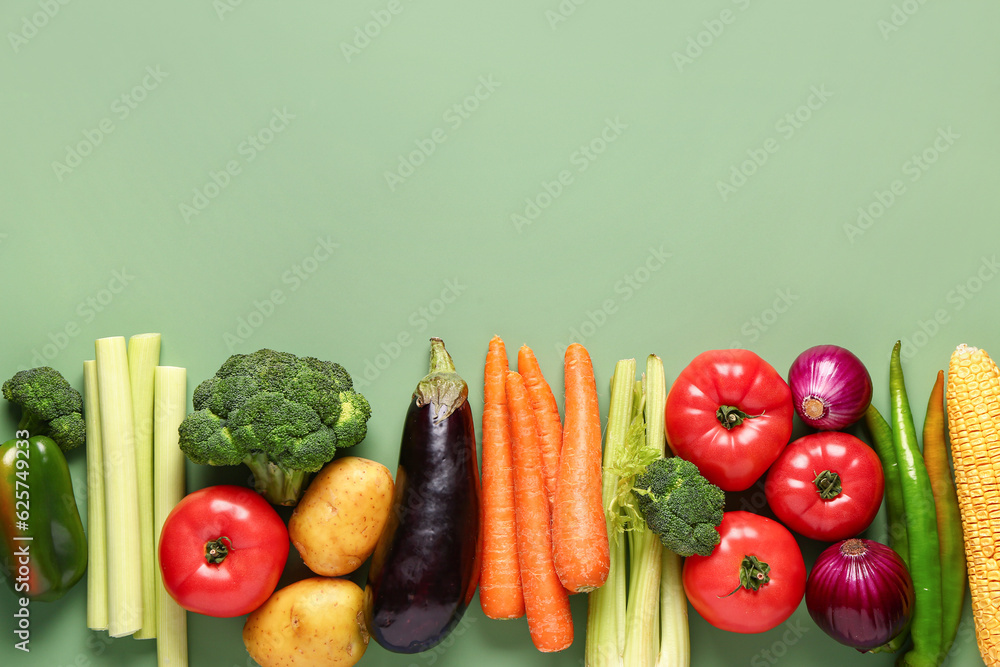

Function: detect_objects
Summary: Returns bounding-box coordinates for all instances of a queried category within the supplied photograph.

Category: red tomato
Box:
[159,485,289,618]
[665,349,794,491]
[683,511,806,634]
[764,431,884,541]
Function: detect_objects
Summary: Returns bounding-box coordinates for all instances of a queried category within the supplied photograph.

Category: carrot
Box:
[552,343,610,593]
[517,345,562,512]
[506,371,574,652]
[478,336,525,620]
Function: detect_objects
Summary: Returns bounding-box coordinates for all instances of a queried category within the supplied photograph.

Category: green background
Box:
[1,0,997,665]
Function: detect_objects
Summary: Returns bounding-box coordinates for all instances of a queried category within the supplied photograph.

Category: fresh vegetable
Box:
[177,348,371,506]
[864,404,909,568]
[506,370,573,652]
[365,338,481,653]
[683,511,806,634]
[585,357,635,667]
[664,349,794,491]
[887,341,943,667]
[128,333,161,640]
[243,577,369,667]
[787,344,873,430]
[764,431,884,542]
[623,355,668,667]
[923,369,966,659]
[82,360,108,630]
[517,344,562,511]
[553,343,609,593]
[632,456,725,557]
[94,336,143,637]
[945,343,1000,666]
[158,484,289,618]
[0,433,87,601]
[288,456,394,577]
[152,365,188,667]
[659,547,690,667]
[806,538,914,651]
[2,366,86,451]
[478,335,524,620]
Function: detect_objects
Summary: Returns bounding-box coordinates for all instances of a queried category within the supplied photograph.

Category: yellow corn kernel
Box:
[947,343,1000,666]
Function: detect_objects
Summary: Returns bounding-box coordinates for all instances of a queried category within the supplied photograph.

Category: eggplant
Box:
[365,337,481,654]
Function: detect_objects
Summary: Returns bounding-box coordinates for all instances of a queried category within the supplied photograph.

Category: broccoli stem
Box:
[243,453,312,506]
[16,413,42,436]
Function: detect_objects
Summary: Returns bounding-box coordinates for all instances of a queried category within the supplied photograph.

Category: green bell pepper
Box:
[1,432,87,601]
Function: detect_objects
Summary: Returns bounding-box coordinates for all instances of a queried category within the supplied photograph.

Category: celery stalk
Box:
[83,360,108,631]
[657,549,690,667]
[129,334,161,640]
[622,356,668,667]
[651,354,690,667]
[585,358,635,667]
[95,336,143,637]
[153,366,188,667]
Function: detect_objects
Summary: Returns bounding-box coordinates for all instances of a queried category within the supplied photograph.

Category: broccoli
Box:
[632,456,725,557]
[2,367,86,452]
[178,349,371,506]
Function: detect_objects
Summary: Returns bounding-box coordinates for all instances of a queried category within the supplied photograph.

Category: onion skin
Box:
[806,538,914,652]
[788,345,873,430]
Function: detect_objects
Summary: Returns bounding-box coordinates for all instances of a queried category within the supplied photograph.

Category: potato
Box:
[289,456,394,576]
[243,577,368,667]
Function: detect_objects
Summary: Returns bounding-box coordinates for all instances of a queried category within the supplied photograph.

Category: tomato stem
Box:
[205,536,233,565]
[813,470,843,500]
[720,555,771,597]
[715,405,762,430]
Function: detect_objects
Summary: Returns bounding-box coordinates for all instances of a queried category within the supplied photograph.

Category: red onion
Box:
[806,538,914,651]
[788,345,872,430]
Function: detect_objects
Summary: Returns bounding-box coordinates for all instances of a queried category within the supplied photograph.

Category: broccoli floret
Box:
[330,390,371,447]
[632,457,725,557]
[177,349,371,505]
[2,367,86,451]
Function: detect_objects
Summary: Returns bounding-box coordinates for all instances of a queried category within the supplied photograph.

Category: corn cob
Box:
[946,343,1000,666]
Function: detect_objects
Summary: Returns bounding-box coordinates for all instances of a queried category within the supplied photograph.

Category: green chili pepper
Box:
[0,433,87,601]
[890,342,943,667]
[865,401,913,654]
[865,403,910,567]
[922,370,966,660]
